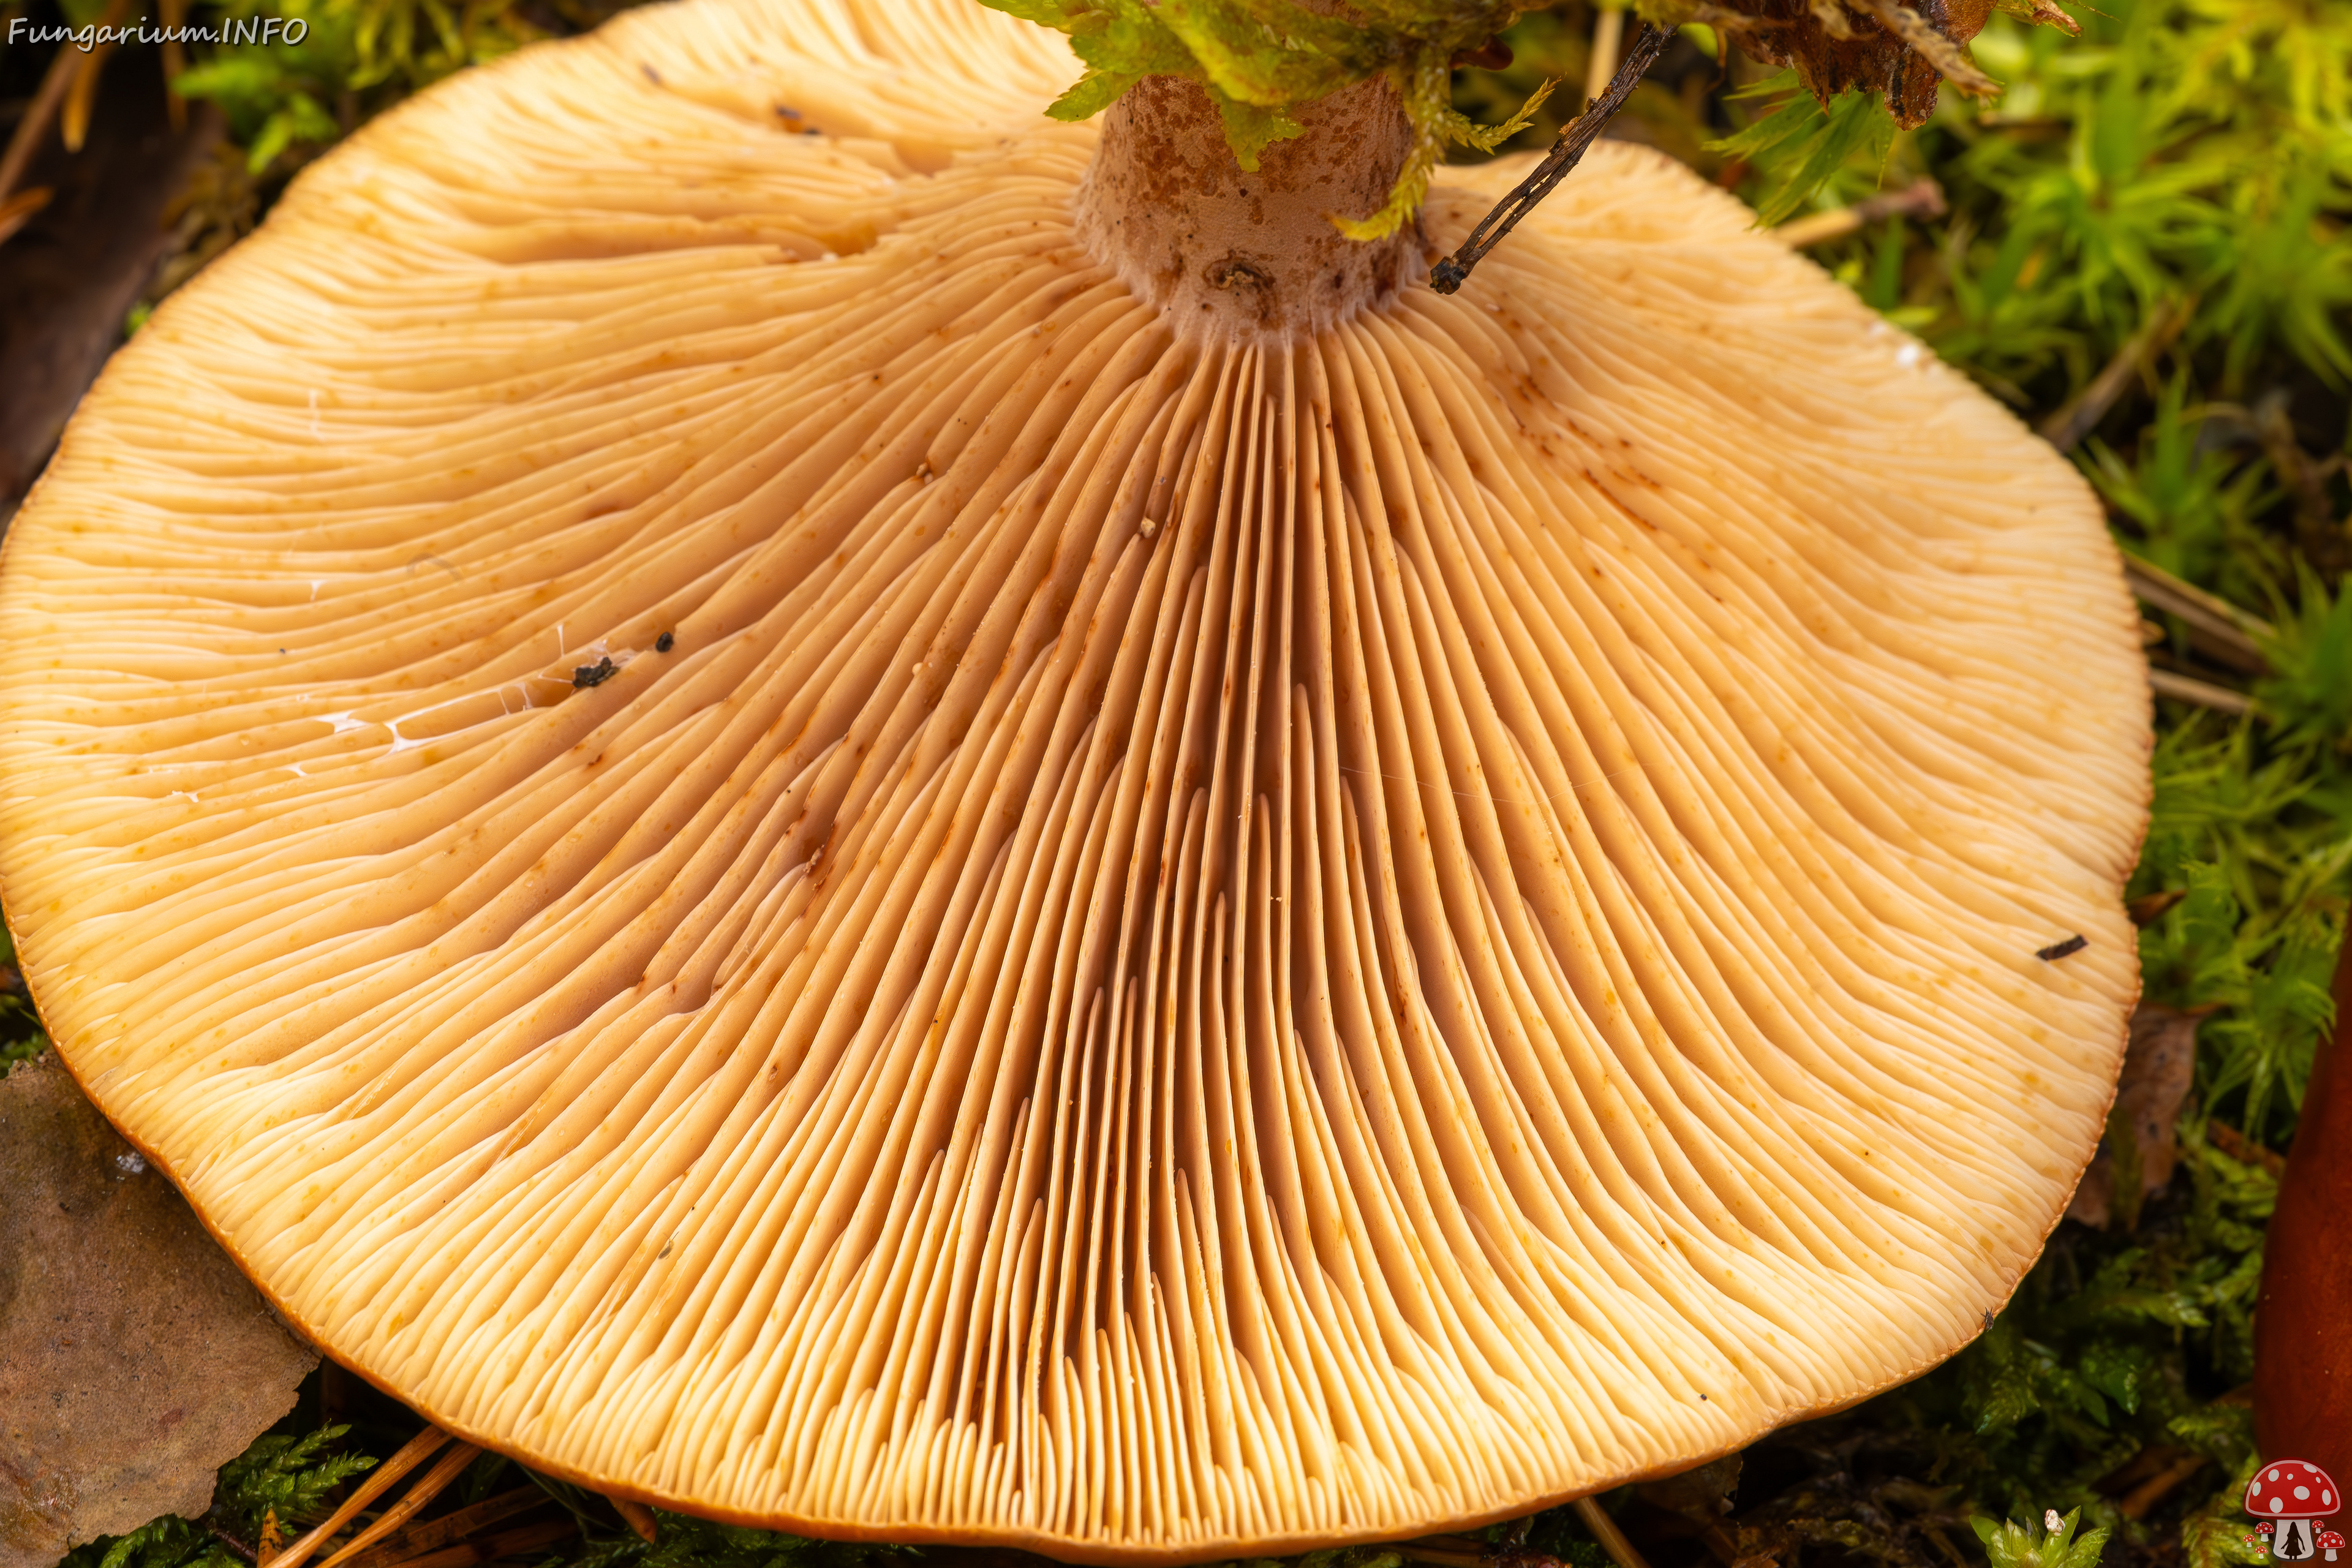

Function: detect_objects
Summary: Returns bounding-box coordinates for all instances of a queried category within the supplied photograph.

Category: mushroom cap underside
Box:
[0,0,2149,1557]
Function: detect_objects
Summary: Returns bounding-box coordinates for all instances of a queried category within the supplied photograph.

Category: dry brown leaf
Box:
[0,1054,317,1568]
[2068,1005,2204,1228]
[1709,0,1995,126]
[1637,1455,1743,1523]
[2025,0,2082,36]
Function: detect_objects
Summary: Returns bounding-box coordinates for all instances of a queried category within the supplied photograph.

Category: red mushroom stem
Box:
[2255,938,2352,1508]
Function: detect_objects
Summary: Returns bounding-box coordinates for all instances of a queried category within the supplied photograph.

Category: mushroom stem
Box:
[2255,932,2352,1490]
[1076,73,1417,339]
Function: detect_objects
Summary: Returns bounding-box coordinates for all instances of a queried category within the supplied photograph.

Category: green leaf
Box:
[243,92,341,172]
[2260,565,2352,752]
[2076,1342,2144,1415]
[1973,1510,2112,1568]
[1212,88,1306,170]
[971,0,1099,25]
[1046,67,1144,121]
[168,56,292,104]
[1706,78,1896,227]
[1442,75,1557,153]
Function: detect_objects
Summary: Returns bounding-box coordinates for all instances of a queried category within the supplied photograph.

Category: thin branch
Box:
[161,0,189,129]
[1809,0,1858,39]
[271,1428,458,1568]
[0,185,47,248]
[1572,1498,1657,1568]
[1919,1522,1974,1568]
[2253,389,2347,570]
[337,1487,550,1568]
[2119,1450,2212,1519]
[1583,7,1625,106]
[1771,177,1945,247]
[1430,23,1670,295]
[1680,2,1783,36]
[2149,668,2252,717]
[205,1523,259,1565]
[313,1442,483,1568]
[60,42,110,153]
[0,0,129,205]
[2122,553,2272,674]
[2037,294,2193,453]
[2206,1118,2285,1177]
[55,0,128,153]
[0,42,77,205]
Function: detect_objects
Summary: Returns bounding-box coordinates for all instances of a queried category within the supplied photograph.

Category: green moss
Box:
[57,1427,377,1568]
[974,0,1557,236]
[0,922,48,1078]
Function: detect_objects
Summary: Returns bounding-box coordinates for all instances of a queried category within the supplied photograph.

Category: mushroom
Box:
[2320,1530,2344,1562]
[2256,933,2352,1499]
[2247,1463,2343,1561]
[0,0,2148,1554]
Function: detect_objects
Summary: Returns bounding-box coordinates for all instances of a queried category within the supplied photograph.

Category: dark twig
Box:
[2206,1118,2285,1178]
[271,1428,458,1568]
[204,1521,260,1565]
[0,42,78,206]
[2253,389,2349,574]
[312,1441,483,1568]
[2118,1449,2212,1519]
[2122,553,2272,674]
[1429,23,1670,295]
[1584,8,1625,105]
[2149,668,2253,717]
[2037,294,2193,453]
[1682,2,1785,35]
[1772,177,1945,249]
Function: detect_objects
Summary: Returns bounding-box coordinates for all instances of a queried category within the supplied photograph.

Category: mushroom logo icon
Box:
[2247,1462,2342,1561]
[2318,1531,2344,1562]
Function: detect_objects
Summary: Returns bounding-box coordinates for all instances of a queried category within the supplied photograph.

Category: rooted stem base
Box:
[1076,75,1419,340]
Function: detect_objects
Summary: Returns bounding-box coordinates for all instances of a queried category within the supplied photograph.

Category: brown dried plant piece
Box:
[1709,0,1997,127]
[0,1054,317,1568]
[2067,1005,2204,1229]
[1638,1456,1743,1525]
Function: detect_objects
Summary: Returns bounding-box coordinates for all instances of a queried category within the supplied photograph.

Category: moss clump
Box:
[977,0,1557,237]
